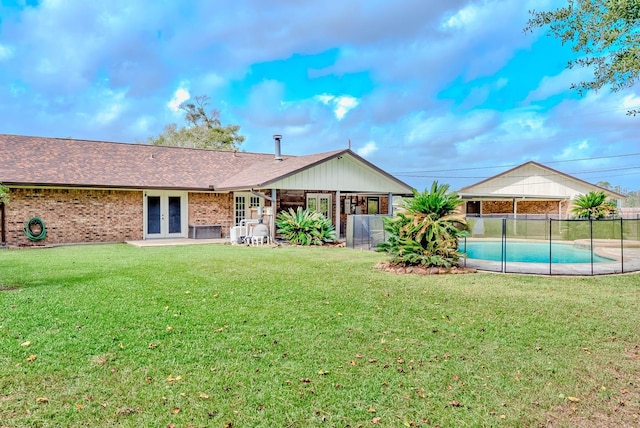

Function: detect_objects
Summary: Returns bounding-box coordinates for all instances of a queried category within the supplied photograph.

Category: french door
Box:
[144,191,187,238]
[234,192,262,226]
[306,193,332,220]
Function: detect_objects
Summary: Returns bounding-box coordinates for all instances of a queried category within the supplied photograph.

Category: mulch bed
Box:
[376,262,477,275]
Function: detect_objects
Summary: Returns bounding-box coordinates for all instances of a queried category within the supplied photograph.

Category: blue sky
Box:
[1,0,639,191]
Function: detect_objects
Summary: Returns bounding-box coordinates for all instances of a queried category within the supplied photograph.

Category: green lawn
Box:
[1,244,639,427]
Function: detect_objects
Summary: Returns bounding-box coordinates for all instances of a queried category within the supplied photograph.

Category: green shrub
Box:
[377,182,468,267]
[0,183,9,205]
[572,191,619,219]
[379,211,468,267]
[276,207,336,245]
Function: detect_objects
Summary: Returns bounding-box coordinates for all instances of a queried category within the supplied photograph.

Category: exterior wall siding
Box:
[269,155,411,193]
[5,188,143,247]
[187,192,233,238]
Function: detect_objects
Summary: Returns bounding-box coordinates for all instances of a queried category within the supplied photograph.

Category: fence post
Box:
[549,219,552,275]
[620,217,624,273]
[462,236,467,268]
[501,218,506,273]
[589,219,594,276]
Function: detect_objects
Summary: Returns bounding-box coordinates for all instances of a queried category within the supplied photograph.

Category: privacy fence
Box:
[345,214,640,276]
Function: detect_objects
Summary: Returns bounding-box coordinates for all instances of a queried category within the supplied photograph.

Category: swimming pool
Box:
[460,240,613,264]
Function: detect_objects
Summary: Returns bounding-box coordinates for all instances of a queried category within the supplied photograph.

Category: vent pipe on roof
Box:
[273,134,283,162]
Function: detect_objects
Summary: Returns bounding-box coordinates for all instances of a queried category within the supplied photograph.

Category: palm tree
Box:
[572,191,618,219]
[378,181,468,267]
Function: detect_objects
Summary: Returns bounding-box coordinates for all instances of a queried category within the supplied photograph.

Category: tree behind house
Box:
[146,95,245,150]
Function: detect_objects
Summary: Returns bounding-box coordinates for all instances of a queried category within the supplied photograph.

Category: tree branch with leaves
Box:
[147,95,245,150]
[526,0,640,115]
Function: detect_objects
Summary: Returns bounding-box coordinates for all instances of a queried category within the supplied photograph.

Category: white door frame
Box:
[306,193,332,220]
[234,192,264,226]
[143,191,188,239]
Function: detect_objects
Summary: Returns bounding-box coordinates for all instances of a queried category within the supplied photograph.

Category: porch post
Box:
[388,193,393,215]
[271,189,277,244]
[335,190,341,238]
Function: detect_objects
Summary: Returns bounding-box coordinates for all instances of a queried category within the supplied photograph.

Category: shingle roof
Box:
[0,134,383,192]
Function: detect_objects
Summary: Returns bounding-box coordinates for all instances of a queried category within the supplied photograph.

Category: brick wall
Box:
[482,200,514,214]
[5,188,143,247]
[187,192,233,238]
[479,200,562,216]
[517,200,559,215]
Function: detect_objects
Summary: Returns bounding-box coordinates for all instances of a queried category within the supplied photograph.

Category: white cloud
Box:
[94,90,126,126]
[525,67,591,103]
[334,96,359,120]
[198,72,226,92]
[556,139,591,161]
[315,94,334,105]
[0,44,14,61]
[282,124,313,137]
[131,115,154,136]
[167,85,190,112]
[441,3,479,30]
[622,93,640,110]
[357,141,378,157]
[314,94,359,120]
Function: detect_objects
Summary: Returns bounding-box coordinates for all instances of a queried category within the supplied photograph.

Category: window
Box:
[306,193,332,220]
[235,196,246,225]
[234,193,264,225]
[367,197,379,215]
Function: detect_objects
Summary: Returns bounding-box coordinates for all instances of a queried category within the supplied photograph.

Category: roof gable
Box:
[272,151,413,193]
[458,161,625,200]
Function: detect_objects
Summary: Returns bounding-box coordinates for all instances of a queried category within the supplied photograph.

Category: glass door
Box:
[147,196,162,236]
[145,192,187,238]
[306,193,332,220]
[234,193,262,226]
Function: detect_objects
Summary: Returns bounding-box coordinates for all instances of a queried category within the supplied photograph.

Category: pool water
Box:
[460,241,613,264]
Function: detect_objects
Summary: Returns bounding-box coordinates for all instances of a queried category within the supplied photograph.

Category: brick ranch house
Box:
[0,134,413,247]
[458,161,625,217]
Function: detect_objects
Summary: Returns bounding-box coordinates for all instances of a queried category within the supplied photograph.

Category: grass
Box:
[0,243,639,427]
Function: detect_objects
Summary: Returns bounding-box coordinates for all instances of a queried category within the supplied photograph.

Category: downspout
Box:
[1,202,5,246]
